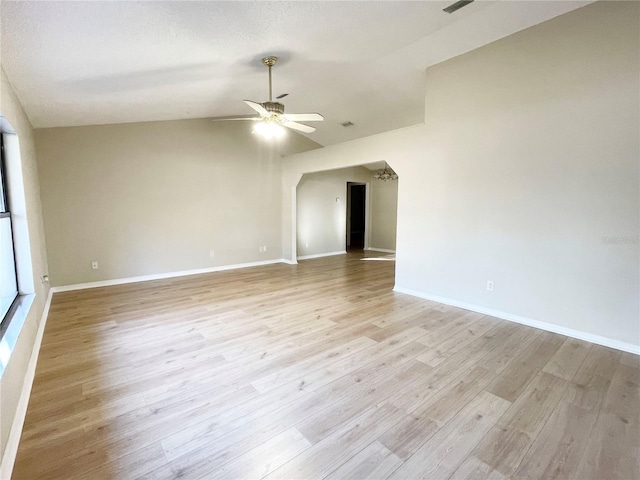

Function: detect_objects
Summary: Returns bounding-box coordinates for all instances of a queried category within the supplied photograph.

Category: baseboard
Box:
[365,247,396,254]
[0,289,53,479]
[280,258,298,265]
[393,286,640,355]
[51,258,289,293]
[297,251,347,261]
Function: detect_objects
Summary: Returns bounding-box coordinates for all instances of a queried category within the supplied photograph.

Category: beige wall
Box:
[296,166,371,257]
[296,166,399,257]
[0,68,50,463]
[36,121,319,286]
[369,177,398,251]
[282,1,640,349]
[281,125,421,261]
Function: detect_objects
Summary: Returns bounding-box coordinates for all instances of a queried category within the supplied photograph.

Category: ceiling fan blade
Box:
[282,113,324,122]
[210,115,261,121]
[284,121,316,133]
[243,100,270,117]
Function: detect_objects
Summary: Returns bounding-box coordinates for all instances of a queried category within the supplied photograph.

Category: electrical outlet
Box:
[91,261,99,270]
[209,250,215,258]
[263,245,267,252]
[486,280,494,291]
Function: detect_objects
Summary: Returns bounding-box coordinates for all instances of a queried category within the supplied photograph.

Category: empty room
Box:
[0,1,638,479]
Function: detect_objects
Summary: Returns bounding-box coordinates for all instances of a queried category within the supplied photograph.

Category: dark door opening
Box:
[347,182,366,250]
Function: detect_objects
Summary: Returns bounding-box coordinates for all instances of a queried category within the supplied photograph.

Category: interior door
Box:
[347,183,366,250]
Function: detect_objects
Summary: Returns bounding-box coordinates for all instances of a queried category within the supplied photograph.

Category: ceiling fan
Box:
[213,56,324,139]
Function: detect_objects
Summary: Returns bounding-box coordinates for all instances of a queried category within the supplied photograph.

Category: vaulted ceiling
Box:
[1,1,592,146]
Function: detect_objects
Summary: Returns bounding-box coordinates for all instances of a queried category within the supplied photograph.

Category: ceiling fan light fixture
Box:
[373,164,398,181]
[252,119,286,140]
[213,55,323,138]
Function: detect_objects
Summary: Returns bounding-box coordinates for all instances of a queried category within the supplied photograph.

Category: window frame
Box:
[0,133,21,335]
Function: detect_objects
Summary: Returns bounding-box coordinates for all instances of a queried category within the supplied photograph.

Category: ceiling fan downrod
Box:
[262,56,277,103]
[260,56,284,115]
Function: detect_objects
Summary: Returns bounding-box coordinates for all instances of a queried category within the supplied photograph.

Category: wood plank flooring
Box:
[12,252,640,480]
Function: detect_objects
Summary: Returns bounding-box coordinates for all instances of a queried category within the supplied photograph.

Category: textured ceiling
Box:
[1,1,592,146]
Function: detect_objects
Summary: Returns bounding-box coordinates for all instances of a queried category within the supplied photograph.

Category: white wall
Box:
[296,166,371,257]
[282,1,640,351]
[369,177,398,251]
[35,121,319,286]
[0,68,50,464]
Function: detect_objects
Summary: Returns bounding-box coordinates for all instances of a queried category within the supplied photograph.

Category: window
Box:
[0,134,19,323]
[0,120,35,375]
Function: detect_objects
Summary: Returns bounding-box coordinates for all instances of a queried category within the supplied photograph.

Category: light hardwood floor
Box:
[12,252,640,479]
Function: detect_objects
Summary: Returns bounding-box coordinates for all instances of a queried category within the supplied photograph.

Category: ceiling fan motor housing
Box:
[262,101,285,115]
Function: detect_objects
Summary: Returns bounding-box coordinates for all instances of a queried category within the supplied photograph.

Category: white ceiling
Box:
[1,1,592,146]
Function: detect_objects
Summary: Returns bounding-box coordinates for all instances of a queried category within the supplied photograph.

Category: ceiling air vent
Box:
[443,0,474,14]
[341,121,354,127]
